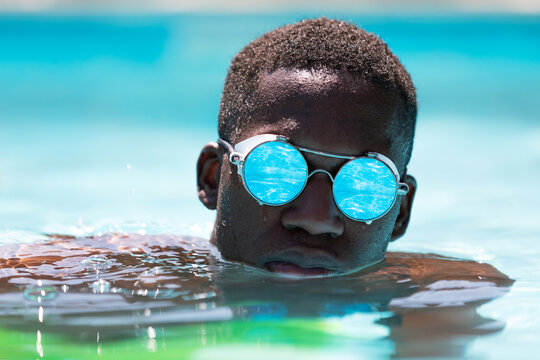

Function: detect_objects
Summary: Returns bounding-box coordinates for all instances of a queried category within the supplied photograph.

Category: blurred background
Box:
[0,1,538,260]
[0,3,539,355]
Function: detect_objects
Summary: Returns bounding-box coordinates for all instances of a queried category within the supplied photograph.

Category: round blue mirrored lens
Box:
[333,158,398,221]
[244,141,308,205]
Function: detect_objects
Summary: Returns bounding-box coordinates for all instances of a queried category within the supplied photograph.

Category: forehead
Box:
[245,68,403,160]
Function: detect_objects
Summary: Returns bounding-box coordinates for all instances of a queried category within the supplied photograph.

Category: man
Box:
[197,18,417,276]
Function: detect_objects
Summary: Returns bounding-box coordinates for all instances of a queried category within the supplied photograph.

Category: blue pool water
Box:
[0,14,539,359]
[243,140,309,205]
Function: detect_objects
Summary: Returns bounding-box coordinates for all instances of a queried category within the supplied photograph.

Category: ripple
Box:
[81,255,113,269]
[23,285,58,302]
[90,279,111,294]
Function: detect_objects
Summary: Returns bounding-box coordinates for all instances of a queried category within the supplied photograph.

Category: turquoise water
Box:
[332,157,398,222]
[243,141,309,205]
[0,14,539,359]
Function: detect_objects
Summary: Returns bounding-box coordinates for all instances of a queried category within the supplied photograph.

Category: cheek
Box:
[216,162,251,217]
[342,204,400,263]
[215,165,278,260]
[214,167,242,257]
[375,205,401,250]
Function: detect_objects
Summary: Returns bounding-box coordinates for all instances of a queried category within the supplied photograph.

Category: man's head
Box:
[197,18,417,276]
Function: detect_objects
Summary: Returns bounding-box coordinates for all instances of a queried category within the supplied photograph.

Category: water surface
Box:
[0,13,539,359]
[0,233,513,359]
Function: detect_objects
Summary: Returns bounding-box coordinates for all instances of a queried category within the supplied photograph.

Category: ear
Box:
[391,174,417,241]
[197,142,221,210]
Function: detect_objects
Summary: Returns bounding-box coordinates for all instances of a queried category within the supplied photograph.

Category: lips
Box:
[262,247,341,277]
[265,261,337,277]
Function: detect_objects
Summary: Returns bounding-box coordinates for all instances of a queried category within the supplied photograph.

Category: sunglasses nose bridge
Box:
[281,171,344,238]
[308,169,334,182]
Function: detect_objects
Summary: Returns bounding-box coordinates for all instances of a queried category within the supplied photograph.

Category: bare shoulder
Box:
[0,233,216,293]
[382,251,512,285]
[0,233,213,268]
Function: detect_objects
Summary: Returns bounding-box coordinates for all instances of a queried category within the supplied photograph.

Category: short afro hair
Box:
[218,17,417,164]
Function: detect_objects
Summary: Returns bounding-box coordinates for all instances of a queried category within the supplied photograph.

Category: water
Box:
[0,234,514,359]
[0,14,539,359]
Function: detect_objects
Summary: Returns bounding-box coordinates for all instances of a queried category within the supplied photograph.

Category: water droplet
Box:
[365,220,372,225]
[24,285,58,302]
[36,330,43,357]
[396,278,411,283]
[147,326,156,339]
[38,306,44,323]
[182,291,216,301]
[81,255,112,269]
[90,279,111,293]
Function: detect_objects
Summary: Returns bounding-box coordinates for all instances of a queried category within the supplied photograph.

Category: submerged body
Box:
[0,233,511,291]
[0,234,512,357]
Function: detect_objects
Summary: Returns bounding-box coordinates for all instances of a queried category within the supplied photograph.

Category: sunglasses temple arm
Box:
[396,167,409,195]
[217,139,235,153]
[396,183,409,195]
[217,139,244,166]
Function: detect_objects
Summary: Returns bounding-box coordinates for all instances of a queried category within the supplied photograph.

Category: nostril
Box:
[281,174,345,238]
[282,221,342,241]
[282,209,344,238]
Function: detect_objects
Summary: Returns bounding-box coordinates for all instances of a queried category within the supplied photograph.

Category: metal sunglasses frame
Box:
[217,134,410,223]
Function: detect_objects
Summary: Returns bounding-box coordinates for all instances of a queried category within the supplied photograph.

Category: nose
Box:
[281,173,344,238]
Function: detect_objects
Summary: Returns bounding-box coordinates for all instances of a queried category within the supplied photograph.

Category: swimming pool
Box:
[0,14,539,359]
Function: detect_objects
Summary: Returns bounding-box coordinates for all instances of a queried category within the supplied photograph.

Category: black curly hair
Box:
[218,17,417,164]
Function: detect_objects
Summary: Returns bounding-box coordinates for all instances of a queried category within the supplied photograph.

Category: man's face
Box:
[198,68,416,276]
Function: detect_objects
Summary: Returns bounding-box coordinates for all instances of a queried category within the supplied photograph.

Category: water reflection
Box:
[244,141,308,205]
[333,157,397,221]
[0,234,513,358]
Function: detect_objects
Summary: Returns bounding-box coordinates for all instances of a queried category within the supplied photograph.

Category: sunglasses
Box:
[218,134,409,223]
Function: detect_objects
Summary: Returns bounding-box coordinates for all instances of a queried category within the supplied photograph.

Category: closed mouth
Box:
[264,261,338,277]
[261,247,342,277]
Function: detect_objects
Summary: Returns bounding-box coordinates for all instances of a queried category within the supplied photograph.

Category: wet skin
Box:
[197,68,417,276]
[0,234,513,354]
[0,234,513,358]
